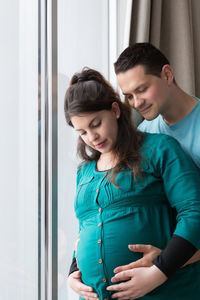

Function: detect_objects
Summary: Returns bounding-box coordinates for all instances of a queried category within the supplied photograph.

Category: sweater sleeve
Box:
[68,257,79,276]
[152,234,197,277]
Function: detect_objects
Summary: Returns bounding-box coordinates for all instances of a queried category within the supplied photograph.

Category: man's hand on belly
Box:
[113,244,162,273]
[106,265,167,299]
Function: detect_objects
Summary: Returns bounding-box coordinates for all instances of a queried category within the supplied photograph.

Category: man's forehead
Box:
[117,67,151,91]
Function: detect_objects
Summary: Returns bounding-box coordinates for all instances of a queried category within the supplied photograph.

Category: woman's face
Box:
[70,102,120,155]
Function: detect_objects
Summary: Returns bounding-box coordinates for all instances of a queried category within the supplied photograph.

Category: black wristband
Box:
[68,257,79,276]
[153,235,197,278]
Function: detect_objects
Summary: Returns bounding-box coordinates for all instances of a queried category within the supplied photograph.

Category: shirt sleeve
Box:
[154,135,200,250]
[150,135,200,276]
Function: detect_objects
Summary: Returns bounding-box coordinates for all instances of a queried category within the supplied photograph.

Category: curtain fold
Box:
[128,0,200,97]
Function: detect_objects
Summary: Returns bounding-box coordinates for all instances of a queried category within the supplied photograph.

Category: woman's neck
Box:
[96,152,118,171]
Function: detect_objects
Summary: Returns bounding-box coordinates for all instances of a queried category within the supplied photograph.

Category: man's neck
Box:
[162,87,198,126]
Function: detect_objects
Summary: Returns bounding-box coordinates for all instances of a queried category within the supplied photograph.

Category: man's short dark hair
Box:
[114,43,170,77]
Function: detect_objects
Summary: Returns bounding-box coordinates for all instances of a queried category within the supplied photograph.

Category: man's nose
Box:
[129,96,145,109]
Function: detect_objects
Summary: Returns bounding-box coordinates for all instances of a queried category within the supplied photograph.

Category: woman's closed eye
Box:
[78,121,101,136]
[80,131,86,136]
[91,121,101,128]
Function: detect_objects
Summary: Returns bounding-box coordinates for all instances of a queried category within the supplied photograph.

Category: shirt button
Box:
[98,259,103,263]
[96,189,99,193]
[97,239,101,244]
[102,278,106,282]
[98,223,102,227]
[98,208,102,212]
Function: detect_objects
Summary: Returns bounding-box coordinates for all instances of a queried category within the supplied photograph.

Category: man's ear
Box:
[161,64,174,85]
[111,102,121,119]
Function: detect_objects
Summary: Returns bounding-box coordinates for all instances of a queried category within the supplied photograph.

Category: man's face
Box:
[117,65,171,120]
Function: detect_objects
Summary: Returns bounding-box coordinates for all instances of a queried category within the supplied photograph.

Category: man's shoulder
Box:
[138,116,161,133]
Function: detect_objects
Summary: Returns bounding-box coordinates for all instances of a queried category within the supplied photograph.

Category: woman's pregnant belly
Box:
[76,207,174,286]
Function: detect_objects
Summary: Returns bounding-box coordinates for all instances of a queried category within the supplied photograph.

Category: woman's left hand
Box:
[106,265,167,299]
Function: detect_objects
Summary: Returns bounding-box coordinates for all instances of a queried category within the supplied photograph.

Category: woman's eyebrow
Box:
[75,117,99,131]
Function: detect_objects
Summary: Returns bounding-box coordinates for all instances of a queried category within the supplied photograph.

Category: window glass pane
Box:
[0,1,38,299]
[58,1,109,299]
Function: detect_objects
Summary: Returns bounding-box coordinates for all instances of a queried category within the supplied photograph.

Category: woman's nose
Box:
[88,131,98,142]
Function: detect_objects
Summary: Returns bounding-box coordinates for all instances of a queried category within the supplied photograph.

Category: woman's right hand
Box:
[68,270,100,300]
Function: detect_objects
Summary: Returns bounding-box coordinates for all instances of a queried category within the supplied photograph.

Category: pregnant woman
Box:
[64,68,200,300]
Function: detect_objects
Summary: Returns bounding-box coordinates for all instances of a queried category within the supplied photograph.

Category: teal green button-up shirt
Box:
[74,133,200,300]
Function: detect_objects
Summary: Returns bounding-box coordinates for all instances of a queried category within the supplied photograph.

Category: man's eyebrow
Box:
[123,83,147,95]
[75,117,99,131]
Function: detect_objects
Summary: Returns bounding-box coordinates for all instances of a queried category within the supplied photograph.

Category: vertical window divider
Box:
[108,0,118,89]
[39,0,57,299]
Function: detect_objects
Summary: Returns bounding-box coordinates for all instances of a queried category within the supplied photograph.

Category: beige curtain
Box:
[129,0,200,98]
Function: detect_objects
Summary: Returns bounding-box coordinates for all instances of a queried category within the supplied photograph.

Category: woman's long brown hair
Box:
[64,67,143,185]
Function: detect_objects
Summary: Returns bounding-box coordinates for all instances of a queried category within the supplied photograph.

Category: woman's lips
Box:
[95,140,107,149]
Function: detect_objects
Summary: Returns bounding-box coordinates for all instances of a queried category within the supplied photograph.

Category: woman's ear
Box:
[111,102,121,119]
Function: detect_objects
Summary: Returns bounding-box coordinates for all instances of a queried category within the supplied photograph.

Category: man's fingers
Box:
[128,244,152,253]
[107,281,130,291]
[111,291,131,299]
[111,290,133,299]
[110,270,133,283]
[114,262,134,273]
[114,258,146,273]
[125,258,146,268]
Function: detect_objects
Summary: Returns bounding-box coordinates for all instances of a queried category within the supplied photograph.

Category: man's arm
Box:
[113,244,200,273]
[107,236,197,299]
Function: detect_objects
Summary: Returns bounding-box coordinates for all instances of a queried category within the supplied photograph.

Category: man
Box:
[116,43,200,167]
[106,42,200,298]
[68,43,200,299]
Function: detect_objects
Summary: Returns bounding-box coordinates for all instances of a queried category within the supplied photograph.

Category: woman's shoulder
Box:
[141,132,184,167]
[76,160,96,186]
[77,160,96,176]
[142,132,180,151]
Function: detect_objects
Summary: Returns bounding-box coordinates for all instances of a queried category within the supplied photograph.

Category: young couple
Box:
[65,43,200,299]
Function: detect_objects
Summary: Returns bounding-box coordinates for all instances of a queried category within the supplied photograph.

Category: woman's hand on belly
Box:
[68,270,100,300]
[106,265,167,299]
